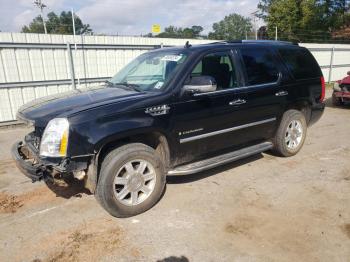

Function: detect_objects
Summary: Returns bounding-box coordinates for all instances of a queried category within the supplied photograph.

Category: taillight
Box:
[320,76,325,102]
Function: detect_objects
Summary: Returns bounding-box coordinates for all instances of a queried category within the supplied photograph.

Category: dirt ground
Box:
[0,89,349,262]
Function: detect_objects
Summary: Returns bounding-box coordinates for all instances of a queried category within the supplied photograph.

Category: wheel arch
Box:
[88,130,170,187]
[98,130,170,165]
[85,129,171,193]
[285,100,312,125]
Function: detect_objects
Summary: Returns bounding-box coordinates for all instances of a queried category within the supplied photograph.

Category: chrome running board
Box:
[167,141,273,176]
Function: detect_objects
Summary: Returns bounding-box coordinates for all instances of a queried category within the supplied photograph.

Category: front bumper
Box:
[11,141,49,182]
[12,140,93,182]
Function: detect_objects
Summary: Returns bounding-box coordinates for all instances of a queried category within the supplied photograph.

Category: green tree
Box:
[257,0,350,42]
[331,10,350,40]
[208,13,252,40]
[156,26,182,38]
[191,26,204,37]
[258,26,269,40]
[257,0,274,20]
[265,0,322,41]
[154,25,203,38]
[21,11,92,34]
[317,0,350,30]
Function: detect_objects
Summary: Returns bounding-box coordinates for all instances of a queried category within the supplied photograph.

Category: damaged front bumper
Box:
[11,141,52,182]
[12,140,93,183]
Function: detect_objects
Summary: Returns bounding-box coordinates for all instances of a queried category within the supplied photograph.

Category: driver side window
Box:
[190,52,237,90]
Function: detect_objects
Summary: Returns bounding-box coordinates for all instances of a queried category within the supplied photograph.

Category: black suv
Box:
[12,41,325,217]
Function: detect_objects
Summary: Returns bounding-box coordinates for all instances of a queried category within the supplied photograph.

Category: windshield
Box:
[109,51,188,92]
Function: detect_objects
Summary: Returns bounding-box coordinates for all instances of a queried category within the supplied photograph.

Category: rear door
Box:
[236,47,286,141]
[277,47,324,104]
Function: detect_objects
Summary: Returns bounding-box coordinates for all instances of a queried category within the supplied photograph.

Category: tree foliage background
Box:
[149,13,253,40]
[208,13,253,40]
[150,25,204,38]
[19,1,350,43]
[21,11,92,35]
[257,0,350,42]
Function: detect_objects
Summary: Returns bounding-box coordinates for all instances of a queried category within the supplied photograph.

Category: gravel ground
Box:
[0,89,349,262]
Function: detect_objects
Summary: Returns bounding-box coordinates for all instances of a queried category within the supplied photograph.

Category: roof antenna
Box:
[184,41,192,48]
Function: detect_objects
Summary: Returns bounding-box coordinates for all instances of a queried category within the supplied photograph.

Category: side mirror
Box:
[183,76,217,94]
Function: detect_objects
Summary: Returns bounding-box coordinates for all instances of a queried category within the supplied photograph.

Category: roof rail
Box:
[208,40,242,44]
[209,40,298,46]
[242,40,297,45]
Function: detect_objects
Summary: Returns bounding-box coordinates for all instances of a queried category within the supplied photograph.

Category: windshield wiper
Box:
[105,80,115,87]
[111,82,142,92]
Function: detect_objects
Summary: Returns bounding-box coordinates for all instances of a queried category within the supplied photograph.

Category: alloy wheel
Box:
[113,159,156,206]
[285,120,303,150]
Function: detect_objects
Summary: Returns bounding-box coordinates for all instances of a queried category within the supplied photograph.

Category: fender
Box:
[67,108,176,158]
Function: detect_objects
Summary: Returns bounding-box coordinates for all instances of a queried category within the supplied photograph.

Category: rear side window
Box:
[240,48,279,86]
[278,48,321,79]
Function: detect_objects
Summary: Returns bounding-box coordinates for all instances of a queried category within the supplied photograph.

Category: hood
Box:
[17,85,146,127]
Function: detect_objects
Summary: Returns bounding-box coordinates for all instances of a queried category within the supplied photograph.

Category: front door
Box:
[171,50,252,165]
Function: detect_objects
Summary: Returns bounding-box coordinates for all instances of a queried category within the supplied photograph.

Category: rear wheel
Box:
[96,143,166,217]
[273,110,307,157]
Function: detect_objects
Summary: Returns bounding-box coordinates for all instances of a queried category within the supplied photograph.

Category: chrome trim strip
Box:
[193,82,275,96]
[180,117,276,144]
[193,73,282,97]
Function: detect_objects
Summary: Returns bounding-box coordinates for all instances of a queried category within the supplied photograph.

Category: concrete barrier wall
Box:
[0,32,349,123]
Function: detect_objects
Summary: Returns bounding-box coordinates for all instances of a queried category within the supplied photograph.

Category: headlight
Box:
[40,118,69,157]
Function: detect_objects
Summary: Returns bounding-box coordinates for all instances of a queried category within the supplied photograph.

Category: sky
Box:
[0,0,261,35]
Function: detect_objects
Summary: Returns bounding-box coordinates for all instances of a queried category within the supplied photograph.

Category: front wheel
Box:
[96,143,166,217]
[273,110,307,157]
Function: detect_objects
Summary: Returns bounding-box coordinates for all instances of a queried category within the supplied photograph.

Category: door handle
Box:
[275,90,288,96]
[229,99,246,106]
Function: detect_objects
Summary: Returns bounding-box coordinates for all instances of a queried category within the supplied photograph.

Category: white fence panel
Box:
[0,89,14,121]
[1,49,20,82]
[301,43,350,82]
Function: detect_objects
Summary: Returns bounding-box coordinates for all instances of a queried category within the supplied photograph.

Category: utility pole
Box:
[71,8,76,37]
[251,11,258,40]
[34,0,47,34]
[71,8,80,86]
[275,26,278,41]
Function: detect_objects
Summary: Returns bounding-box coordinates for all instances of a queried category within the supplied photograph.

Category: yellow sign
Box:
[152,24,161,34]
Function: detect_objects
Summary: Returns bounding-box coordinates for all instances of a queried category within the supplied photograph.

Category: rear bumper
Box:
[11,141,48,182]
[309,102,325,126]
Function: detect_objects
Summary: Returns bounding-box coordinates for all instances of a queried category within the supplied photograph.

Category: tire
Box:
[332,92,343,106]
[273,109,307,157]
[96,143,166,217]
